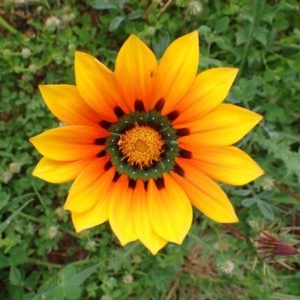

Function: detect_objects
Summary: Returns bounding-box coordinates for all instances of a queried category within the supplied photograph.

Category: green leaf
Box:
[0,198,33,234]
[257,200,275,220]
[66,263,100,285]
[241,197,257,207]
[214,17,230,33]
[0,191,10,211]
[127,10,144,21]
[63,284,81,300]
[90,0,118,10]
[109,16,125,32]
[9,265,21,285]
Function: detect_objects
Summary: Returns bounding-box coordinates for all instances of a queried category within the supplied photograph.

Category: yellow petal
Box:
[151,31,199,114]
[115,34,157,111]
[109,175,138,245]
[132,180,167,255]
[71,184,112,232]
[183,146,264,185]
[148,173,193,244]
[173,68,239,125]
[75,51,128,120]
[32,157,95,183]
[178,104,263,147]
[63,157,114,213]
[30,125,107,161]
[173,158,238,223]
[39,84,101,126]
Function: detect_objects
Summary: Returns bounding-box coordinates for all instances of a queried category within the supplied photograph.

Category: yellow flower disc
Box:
[118,123,164,169]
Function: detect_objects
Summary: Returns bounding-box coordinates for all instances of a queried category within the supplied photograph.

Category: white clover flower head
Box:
[86,240,97,251]
[187,0,203,16]
[14,0,28,5]
[62,13,75,25]
[9,162,21,174]
[261,176,275,191]
[123,274,133,285]
[21,48,32,59]
[55,207,68,220]
[101,296,111,300]
[219,260,235,274]
[28,64,38,73]
[45,16,61,31]
[48,225,59,239]
[2,171,13,183]
[132,255,142,264]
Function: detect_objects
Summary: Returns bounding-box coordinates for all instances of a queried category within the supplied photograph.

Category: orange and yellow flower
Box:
[30,32,264,254]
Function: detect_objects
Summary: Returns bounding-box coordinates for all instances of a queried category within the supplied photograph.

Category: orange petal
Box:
[30,125,107,161]
[151,31,199,114]
[115,34,157,111]
[132,180,167,254]
[178,104,263,147]
[109,175,138,245]
[173,68,239,125]
[148,173,193,244]
[32,157,96,183]
[172,158,238,223]
[39,84,101,126]
[64,157,114,213]
[75,51,128,120]
[182,146,264,185]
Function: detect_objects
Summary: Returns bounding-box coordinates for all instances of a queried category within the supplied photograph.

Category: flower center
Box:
[105,109,180,181]
[118,123,164,169]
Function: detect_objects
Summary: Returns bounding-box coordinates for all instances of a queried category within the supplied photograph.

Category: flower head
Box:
[30,32,264,254]
[219,260,235,274]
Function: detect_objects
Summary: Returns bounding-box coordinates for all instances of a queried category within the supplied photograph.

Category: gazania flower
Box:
[30,31,264,254]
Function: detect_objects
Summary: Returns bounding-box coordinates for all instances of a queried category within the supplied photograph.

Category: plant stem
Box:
[0,16,18,34]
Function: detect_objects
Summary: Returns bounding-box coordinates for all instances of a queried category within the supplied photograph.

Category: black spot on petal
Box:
[166,110,179,122]
[94,138,106,145]
[114,106,125,118]
[128,179,137,189]
[143,181,148,190]
[113,172,121,182]
[97,149,107,157]
[173,163,185,177]
[104,161,112,171]
[134,100,145,112]
[155,177,165,190]
[179,149,193,159]
[154,98,165,112]
[99,120,112,130]
[176,128,190,137]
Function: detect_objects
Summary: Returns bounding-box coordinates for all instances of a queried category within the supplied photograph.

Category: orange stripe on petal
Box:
[115,35,157,111]
[109,175,138,245]
[64,158,114,213]
[178,104,262,147]
[32,157,96,183]
[185,146,264,185]
[75,51,128,120]
[132,180,167,255]
[172,158,238,223]
[39,84,101,126]
[30,125,107,161]
[148,174,192,244]
[173,68,239,125]
[152,31,199,114]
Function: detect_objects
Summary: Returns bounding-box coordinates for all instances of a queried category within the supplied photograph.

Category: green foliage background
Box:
[0,0,300,299]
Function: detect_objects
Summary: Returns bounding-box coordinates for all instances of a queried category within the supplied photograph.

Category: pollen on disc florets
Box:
[118,122,164,169]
